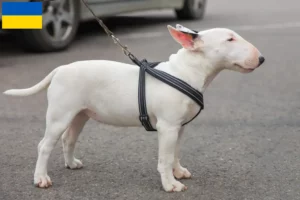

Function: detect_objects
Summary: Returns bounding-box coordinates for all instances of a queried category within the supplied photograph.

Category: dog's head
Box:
[168,24,265,73]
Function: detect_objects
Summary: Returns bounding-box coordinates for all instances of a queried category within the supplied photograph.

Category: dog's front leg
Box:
[157,121,187,192]
[173,127,192,179]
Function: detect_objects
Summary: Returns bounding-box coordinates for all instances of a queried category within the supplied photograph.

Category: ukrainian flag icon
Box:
[2,2,43,29]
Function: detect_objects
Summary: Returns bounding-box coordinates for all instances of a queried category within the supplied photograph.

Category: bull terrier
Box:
[3,24,265,192]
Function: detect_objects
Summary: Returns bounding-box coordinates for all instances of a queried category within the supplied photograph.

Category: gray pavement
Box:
[1,0,300,199]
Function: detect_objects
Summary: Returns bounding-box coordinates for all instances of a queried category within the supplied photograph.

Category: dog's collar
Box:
[135,59,204,131]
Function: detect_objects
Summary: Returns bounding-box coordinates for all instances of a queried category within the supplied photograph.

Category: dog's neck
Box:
[167,48,223,93]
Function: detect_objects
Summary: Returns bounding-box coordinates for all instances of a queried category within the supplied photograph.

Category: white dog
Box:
[3,24,264,192]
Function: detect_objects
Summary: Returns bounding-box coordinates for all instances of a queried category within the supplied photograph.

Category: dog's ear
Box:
[175,24,198,34]
[167,25,201,50]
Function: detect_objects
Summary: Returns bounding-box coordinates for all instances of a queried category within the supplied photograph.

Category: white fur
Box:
[3,25,264,192]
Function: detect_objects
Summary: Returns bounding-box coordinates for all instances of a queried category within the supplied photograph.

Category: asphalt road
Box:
[1,0,300,199]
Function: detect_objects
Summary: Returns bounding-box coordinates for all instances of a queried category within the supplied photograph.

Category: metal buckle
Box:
[139,114,149,123]
[140,59,149,71]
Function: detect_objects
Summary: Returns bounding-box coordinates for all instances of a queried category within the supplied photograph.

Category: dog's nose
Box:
[258,56,265,66]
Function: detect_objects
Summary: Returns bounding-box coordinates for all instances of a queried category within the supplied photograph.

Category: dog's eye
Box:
[227,37,234,42]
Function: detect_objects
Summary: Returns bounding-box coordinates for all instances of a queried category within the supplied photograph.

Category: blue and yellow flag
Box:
[2,2,43,29]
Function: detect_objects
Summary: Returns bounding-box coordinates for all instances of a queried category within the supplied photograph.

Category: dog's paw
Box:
[65,158,83,169]
[34,174,52,188]
[163,180,187,192]
[173,167,191,179]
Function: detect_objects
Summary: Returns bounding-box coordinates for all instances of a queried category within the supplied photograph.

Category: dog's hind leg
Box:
[34,103,81,188]
[172,127,192,179]
[62,112,89,169]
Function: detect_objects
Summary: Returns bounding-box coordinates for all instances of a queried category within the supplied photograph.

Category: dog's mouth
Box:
[234,63,255,73]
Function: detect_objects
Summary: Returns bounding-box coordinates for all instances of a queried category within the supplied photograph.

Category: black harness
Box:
[130,57,204,131]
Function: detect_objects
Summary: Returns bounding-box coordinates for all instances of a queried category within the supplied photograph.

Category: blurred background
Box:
[1,0,300,200]
[0,0,208,52]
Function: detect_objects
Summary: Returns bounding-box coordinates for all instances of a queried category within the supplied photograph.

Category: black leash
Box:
[81,0,204,131]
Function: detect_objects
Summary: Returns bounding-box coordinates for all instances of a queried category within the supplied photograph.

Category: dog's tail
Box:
[3,67,59,97]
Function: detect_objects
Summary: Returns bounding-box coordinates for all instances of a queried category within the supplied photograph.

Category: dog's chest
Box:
[183,100,201,123]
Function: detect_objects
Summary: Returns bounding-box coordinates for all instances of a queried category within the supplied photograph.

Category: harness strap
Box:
[138,60,156,131]
[134,58,204,131]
